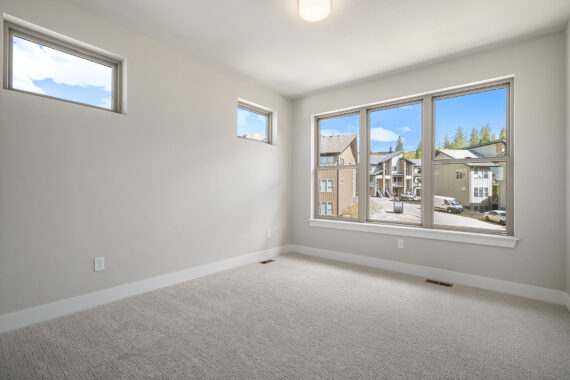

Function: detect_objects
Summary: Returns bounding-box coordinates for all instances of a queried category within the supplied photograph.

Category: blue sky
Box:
[12,36,112,109]
[320,89,506,154]
[435,88,506,147]
[237,108,268,138]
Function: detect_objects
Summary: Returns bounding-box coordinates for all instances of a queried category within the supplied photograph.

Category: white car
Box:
[484,210,506,225]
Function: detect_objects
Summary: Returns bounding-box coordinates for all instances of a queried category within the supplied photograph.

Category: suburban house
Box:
[318,134,358,216]
[369,153,422,198]
[434,140,507,212]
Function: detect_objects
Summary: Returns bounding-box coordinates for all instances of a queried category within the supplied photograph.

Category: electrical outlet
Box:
[397,239,404,249]
[266,229,272,238]
[94,257,105,272]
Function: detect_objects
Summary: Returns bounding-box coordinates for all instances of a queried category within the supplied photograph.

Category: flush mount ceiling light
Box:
[298,0,332,22]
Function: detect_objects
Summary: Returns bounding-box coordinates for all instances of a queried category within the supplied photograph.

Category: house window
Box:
[316,113,359,219]
[320,156,335,166]
[4,21,122,112]
[318,202,334,215]
[314,78,513,236]
[237,101,272,143]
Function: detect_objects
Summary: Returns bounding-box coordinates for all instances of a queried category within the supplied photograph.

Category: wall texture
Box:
[0,0,292,315]
[292,32,567,291]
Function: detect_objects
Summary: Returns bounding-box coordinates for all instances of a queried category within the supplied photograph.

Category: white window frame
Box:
[312,77,515,242]
[237,100,273,144]
[3,21,123,113]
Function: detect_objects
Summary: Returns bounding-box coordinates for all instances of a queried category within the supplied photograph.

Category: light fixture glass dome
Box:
[298,0,332,22]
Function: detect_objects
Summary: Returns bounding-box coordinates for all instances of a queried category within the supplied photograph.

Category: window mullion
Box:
[422,96,434,229]
[358,107,367,223]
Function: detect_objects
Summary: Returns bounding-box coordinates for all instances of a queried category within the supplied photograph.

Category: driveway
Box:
[369,197,505,231]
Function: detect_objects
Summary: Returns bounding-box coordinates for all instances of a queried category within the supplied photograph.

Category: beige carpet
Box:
[1,253,569,379]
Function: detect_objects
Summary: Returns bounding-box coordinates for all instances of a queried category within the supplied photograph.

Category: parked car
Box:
[484,210,506,225]
[399,192,415,201]
[434,196,463,213]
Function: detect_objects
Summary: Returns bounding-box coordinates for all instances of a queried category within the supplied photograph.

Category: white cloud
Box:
[399,126,412,132]
[12,37,112,93]
[320,129,341,136]
[370,127,401,142]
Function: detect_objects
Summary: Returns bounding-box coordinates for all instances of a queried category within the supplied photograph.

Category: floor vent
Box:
[425,279,453,287]
[259,259,275,264]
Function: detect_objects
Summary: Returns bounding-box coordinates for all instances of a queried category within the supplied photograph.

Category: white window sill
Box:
[308,219,518,248]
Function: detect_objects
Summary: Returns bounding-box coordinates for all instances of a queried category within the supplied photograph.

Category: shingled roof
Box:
[320,134,357,154]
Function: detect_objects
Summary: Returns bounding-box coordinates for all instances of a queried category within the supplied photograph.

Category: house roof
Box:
[320,134,357,154]
[402,158,421,166]
[435,140,506,159]
[436,149,481,159]
[369,151,402,165]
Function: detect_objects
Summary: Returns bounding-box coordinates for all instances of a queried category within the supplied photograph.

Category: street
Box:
[369,197,505,231]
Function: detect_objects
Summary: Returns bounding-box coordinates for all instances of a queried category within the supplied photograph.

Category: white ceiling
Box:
[70,0,570,99]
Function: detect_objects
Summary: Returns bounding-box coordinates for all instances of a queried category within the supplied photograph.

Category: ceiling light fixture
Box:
[298,0,332,23]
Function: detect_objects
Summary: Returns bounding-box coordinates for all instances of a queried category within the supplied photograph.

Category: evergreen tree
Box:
[395,136,404,152]
[443,133,451,149]
[500,127,507,141]
[469,128,480,147]
[490,133,497,141]
[480,124,491,143]
[415,140,422,159]
[453,126,465,149]
[389,145,393,153]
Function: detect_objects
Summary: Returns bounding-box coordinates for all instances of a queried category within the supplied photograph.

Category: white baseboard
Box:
[286,244,567,306]
[0,246,285,334]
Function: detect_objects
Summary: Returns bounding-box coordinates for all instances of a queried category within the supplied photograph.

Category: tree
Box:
[469,128,480,147]
[388,145,393,153]
[415,140,422,159]
[395,136,404,152]
[500,127,507,141]
[490,133,497,141]
[443,133,451,149]
[453,126,465,149]
[480,124,491,144]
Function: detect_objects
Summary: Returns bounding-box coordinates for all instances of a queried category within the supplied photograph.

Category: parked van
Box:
[434,196,463,213]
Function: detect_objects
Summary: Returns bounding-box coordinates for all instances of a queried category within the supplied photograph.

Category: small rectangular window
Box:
[4,21,122,112]
[237,101,272,144]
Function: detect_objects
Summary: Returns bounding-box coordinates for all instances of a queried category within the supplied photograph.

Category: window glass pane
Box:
[12,36,113,109]
[338,168,358,219]
[434,88,507,160]
[319,114,359,166]
[237,107,268,142]
[369,103,422,225]
[434,162,507,232]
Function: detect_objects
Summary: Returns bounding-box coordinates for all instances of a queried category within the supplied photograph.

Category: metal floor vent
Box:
[425,279,453,287]
[259,259,275,264]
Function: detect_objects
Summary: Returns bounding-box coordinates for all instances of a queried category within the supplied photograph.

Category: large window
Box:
[237,101,272,144]
[4,22,122,112]
[314,79,513,236]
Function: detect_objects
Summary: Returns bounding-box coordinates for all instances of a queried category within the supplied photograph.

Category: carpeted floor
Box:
[1,253,569,379]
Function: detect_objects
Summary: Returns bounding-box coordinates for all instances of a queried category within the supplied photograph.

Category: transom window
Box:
[237,101,273,144]
[313,78,513,236]
[4,21,122,112]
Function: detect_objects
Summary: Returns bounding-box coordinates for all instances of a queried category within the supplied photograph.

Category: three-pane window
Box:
[314,79,513,235]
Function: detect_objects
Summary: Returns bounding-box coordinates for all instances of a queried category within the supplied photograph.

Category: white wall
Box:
[0,0,292,315]
[292,32,567,291]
